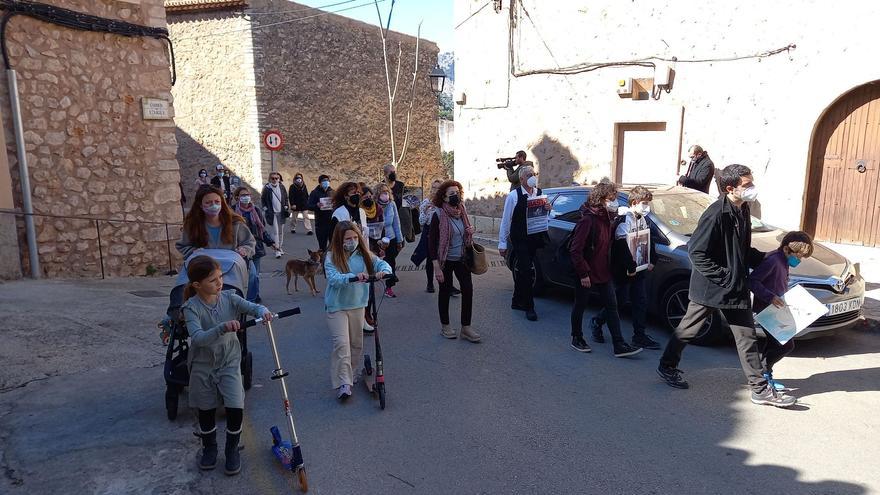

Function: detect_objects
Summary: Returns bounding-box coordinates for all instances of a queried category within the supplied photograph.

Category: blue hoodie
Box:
[324,250,392,313]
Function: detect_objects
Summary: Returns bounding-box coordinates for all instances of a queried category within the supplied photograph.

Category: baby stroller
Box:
[163,249,254,421]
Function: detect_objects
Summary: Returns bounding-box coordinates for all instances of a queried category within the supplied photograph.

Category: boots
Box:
[224,428,242,476]
[440,324,457,339]
[197,427,218,470]
[459,325,481,343]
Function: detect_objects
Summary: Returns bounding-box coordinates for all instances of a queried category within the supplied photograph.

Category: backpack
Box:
[556,212,624,267]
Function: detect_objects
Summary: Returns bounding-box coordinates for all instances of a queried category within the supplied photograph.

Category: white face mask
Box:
[605,200,619,212]
[633,203,651,216]
[739,185,759,202]
[343,239,358,252]
[526,176,538,188]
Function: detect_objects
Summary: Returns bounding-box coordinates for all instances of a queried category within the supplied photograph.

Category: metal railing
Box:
[0,208,182,279]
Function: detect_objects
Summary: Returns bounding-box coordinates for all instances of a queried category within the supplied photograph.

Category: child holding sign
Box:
[748,231,814,390]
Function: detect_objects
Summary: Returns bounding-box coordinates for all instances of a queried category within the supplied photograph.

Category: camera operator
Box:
[499,150,531,191]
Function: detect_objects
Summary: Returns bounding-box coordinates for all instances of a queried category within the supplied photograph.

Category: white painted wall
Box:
[454,0,880,230]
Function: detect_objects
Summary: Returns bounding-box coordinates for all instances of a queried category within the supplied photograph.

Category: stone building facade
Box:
[0,0,182,279]
[168,0,444,204]
[455,0,880,248]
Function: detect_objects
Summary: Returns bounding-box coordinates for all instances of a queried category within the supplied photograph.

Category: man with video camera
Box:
[498,150,532,191]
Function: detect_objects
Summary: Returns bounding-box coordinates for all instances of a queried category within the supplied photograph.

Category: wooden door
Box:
[806,83,880,246]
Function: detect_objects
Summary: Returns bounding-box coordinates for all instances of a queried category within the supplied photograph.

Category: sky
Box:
[294,0,453,52]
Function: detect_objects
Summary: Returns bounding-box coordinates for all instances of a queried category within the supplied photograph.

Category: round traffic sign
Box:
[264,130,283,151]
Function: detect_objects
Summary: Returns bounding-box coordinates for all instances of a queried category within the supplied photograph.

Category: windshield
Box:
[650,193,774,236]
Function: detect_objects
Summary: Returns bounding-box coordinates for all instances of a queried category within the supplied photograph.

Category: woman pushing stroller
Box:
[182,255,274,475]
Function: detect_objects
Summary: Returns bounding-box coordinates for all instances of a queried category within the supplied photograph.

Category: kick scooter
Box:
[242,307,308,492]
[349,273,397,410]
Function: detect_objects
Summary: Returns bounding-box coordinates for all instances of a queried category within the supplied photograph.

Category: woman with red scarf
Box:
[428,180,479,343]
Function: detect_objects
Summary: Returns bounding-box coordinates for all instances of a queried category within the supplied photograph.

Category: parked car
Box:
[506,185,866,345]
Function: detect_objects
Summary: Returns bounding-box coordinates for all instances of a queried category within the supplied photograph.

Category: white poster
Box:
[318,197,333,211]
[526,195,549,235]
[755,285,829,344]
[626,228,651,272]
[366,221,384,240]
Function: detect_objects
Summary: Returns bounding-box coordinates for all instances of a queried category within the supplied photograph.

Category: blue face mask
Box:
[321,180,330,189]
[787,255,801,267]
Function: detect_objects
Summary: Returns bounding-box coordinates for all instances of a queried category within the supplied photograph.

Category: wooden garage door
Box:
[808,82,880,246]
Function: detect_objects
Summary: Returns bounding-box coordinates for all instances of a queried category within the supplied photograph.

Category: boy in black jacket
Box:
[591,186,661,350]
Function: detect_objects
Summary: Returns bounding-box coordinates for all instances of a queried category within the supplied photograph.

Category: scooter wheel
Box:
[377,382,386,410]
[165,386,178,421]
[297,467,309,492]
[241,352,253,391]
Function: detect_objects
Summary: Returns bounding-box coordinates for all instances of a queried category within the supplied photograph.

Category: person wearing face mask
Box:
[413,180,443,292]
[210,164,234,202]
[329,182,368,238]
[569,180,643,358]
[261,172,290,259]
[375,183,404,298]
[383,163,405,210]
[428,180,479,342]
[498,165,549,322]
[657,165,797,408]
[748,231,814,392]
[233,186,278,303]
[195,168,211,189]
[588,186,661,352]
[176,185,255,261]
[323,221,391,401]
[288,173,313,236]
[358,185,384,254]
[308,174,334,251]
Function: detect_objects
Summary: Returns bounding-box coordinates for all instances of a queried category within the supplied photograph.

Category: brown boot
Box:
[440,324,457,339]
[459,325,481,343]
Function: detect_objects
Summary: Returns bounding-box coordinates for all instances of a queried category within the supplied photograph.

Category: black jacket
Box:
[679,154,715,193]
[261,183,289,225]
[609,214,657,282]
[288,182,309,210]
[687,196,765,309]
[307,185,334,225]
[210,175,233,201]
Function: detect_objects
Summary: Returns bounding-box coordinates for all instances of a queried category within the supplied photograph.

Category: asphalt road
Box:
[2,230,879,494]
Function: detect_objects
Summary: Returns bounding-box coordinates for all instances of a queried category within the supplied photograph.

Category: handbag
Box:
[465,242,488,275]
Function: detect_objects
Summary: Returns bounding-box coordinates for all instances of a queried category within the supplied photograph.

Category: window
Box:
[550,192,587,222]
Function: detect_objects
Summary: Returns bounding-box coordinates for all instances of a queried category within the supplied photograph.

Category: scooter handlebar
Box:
[347,273,398,284]
[242,307,301,329]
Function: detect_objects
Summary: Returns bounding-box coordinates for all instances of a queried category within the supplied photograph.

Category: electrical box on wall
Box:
[455,91,467,105]
[617,78,632,98]
[654,65,675,91]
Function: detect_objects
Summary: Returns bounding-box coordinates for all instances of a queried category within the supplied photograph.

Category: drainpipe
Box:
[7,68,40,278]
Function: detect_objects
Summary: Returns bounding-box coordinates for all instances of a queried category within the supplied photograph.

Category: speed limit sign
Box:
[264,130,283,151]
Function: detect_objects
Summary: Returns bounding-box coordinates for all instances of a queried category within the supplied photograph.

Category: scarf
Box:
[235,202,265,237]
[362,202,379,220]
[437,202,473,265]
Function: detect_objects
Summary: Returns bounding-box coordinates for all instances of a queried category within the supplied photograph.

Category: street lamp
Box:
[428,65,446,97]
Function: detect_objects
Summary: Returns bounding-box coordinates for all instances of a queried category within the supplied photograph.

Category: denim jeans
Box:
[246,258,261,302]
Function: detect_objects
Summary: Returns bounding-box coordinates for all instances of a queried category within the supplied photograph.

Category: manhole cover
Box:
[128,290,166,298]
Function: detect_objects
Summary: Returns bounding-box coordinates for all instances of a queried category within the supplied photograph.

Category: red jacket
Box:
[570,205,614,284]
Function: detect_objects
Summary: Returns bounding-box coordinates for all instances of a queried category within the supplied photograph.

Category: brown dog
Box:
[285,249,323,296]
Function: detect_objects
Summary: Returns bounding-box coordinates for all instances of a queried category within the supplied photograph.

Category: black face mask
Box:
[348,194,361,206]
[448,194,461,207]
[388,172,397,182]
[362,198,374,208]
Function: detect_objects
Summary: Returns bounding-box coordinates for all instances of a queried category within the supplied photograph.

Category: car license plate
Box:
[826,297,862,316]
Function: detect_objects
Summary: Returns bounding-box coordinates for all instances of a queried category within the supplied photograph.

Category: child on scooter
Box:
[749,231,814,391]
[181,255,273,475]
[323,221,391,401]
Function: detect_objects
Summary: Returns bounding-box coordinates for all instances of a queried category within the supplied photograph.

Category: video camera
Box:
[496,157,517,169]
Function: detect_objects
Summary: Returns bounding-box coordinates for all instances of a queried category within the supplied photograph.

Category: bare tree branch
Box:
[396,21,422,167]
[375,0,395,161]
[385,0,395,33]
[391,42,402,100]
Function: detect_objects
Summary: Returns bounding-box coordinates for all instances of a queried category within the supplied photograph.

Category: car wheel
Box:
[507,250,544,295]
[661,281,728,347]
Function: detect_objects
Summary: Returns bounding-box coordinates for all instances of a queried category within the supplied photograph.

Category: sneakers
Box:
[451,286,461,296]
[274,251,282,259]
[459,325,481,343]
[590,317,605,343]
[336,384,352,401]
[570,336,591,353]
[440,324,457,339]
[426,283,435,293]
[290,229,297,234]
[525,309,538,321]
[307,231,313,236]
[613,342,643,358]
[763,372,786,391]
[751,387,797,408]
[657,365,689,389]
[633,334,661,350]
[363,321,375,334]
[384,288,397,298]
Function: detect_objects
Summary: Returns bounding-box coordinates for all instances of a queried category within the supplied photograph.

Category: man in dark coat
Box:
[210,164,233,202]
[657,164,797,408]
[677,145,715,193]
[307,174,334,251]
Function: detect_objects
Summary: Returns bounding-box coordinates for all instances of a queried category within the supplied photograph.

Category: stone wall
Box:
[168,0,445,204]
[454,0,880,231]
[0,0,182,278]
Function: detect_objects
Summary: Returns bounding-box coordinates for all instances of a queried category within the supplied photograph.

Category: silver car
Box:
[517,185,866,345]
